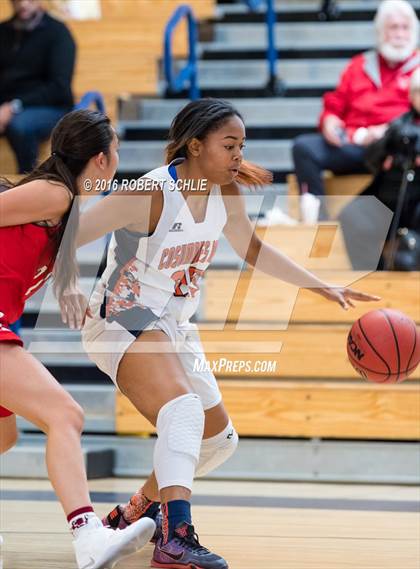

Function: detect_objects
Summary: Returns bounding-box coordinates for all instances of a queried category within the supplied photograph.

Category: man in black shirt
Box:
[0,0,76,173]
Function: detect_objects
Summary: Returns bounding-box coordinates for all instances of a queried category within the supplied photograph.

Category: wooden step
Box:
[117,380,420,440]
[202,270,420,324]
[254,223,352,270]
[0,139,50,177]
[195,325,420,380]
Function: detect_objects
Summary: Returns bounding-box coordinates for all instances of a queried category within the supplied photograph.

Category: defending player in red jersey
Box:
[0,109,155,569]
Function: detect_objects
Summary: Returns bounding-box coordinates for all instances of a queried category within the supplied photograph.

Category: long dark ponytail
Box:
[165,98,272,187]
[5,109,114,298]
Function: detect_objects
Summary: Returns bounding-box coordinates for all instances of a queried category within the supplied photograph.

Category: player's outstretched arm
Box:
[76,182,160,247]
[0,180,71,227]
[222,182,380,310]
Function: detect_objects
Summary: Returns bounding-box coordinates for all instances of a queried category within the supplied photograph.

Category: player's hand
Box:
[314,286,381,310]
[59,286,92,329]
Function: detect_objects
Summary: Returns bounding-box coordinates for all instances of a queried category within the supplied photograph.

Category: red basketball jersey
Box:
[0,222,59,417]
[0,223,59,344]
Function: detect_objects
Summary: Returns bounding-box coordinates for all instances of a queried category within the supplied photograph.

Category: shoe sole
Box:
[151,563,228,569]
[151,563,207,569]
[92,518,156,569]
[106,523,160,545]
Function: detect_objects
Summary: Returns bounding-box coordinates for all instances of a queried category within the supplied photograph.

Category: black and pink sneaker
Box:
[102,505,130,530]
[152,522,228,569]
[103,503,162,543]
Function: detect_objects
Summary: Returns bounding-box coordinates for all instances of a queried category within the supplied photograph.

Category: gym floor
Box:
[1,477,419,568]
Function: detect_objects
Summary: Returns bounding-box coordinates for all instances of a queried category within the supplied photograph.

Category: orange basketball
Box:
[347,309,420,383]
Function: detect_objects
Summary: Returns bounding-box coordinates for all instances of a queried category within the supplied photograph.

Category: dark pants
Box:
[292,133,368,196]
[339,168,420,270]
[5,106,69,173]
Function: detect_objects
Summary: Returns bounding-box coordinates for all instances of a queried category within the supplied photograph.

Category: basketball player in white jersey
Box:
[73,99,380,568]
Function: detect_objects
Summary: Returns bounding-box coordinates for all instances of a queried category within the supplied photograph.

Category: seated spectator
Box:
[339,67,420,271]
[0,0,76,173]
[292,0,419,220]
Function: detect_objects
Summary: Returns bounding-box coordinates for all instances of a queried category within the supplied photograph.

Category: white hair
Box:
[375,0,419,62]
[410,67,420,92]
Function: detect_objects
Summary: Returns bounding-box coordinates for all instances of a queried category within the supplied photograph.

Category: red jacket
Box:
[319,50,420,142]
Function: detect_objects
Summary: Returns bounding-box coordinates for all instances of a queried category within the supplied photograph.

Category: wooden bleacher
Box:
[0,139,51,177]
[202,270,420,324]
[3,2,418,443]
[0,0,215,174]
[119,380,419,440]
[254,224,353,269]
[117,267,420,441]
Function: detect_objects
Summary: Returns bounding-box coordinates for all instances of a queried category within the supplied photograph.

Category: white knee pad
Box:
[154,393,205,491]
[195,420,239,478]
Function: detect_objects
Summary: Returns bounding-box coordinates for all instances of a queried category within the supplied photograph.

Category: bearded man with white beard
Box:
[292,0,419,221]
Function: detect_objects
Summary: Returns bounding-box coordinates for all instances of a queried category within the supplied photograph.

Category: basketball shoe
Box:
[151,522,228,569]
[103,503,162,542]
[73,516,155,569]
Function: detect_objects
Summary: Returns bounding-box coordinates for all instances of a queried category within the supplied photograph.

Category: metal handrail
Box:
[164,5,200,100]
[244,0,284,95]
[75,91,106,113]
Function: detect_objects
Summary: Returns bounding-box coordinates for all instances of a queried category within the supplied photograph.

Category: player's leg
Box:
[0,412,18,453]
[0,413,19,565]
[113,328,196,542]
[0,344,90,513]
[106,330,235,510]
[106,402,236,528]
[196,401,239,478]
[115,329,199,508]
[180,326,239,478]
[0,343,155,569]
[106,326,238,524]
[114,329,228,568]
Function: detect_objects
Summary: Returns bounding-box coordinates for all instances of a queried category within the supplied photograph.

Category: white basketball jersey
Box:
[99,159,227,324]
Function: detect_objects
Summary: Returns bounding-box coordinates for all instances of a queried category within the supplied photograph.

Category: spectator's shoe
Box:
[73,517,155,569]
[258,206,298,226]
[151,522,228,569]
[103,503,161,543]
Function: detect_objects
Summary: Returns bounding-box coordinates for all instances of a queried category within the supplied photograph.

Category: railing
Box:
[75,91,106,114]
[164,5,200,100]
[243,0,284,95]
